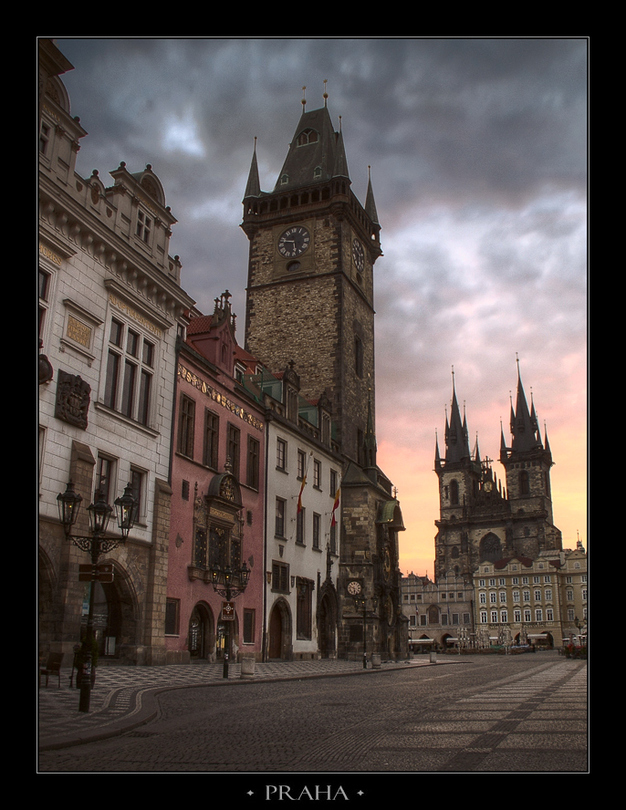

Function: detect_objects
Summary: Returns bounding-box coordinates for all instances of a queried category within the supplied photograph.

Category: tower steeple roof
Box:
[510,357,543,453]
[273,102,350,192]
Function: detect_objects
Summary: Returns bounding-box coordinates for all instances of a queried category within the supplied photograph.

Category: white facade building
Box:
[38,40,194,666]
[240,362,342,660]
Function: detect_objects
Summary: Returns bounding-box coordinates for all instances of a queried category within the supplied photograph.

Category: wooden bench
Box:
[39,652,63,687]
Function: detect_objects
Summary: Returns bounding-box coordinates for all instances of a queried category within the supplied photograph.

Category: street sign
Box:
[78,563,115,583]
[222,601,235,621]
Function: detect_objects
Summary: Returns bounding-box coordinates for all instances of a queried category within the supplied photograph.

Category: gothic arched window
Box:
[297,128,318,146]
[450,479,459,505]
[479,532,502,563]
[519,470,530,496]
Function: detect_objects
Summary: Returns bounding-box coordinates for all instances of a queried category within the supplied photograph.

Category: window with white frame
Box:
[39,267,51,340]
[313,512,321,550]
[104,317,155,426]
[136,208,152,244]
[275,498,285,538]
[95,454,116,503]
[276,437,287,471]
[296,507,305,545]
[297,449,306,480]
[129,466,146,524]
[313,458,321,489]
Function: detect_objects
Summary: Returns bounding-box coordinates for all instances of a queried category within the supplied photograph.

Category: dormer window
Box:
[136,209,152,244]
[297,128,318,146]
[280,174,289,185]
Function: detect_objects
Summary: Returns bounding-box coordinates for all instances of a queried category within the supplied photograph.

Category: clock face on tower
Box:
[352,239,365,273]
[347,580,362,596]
[278,226,311,258]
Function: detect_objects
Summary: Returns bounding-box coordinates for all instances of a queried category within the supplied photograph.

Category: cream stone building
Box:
[240,361,343,660]
[474,543,587,648]
[402,542,587,652]
[38,40,194,666]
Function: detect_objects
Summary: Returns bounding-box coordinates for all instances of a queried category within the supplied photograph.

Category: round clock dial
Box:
[347,580,362,596]
[352,239,364,272]
[278,226,310,258]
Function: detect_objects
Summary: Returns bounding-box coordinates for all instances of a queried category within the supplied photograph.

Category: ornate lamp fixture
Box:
[57,480,136,712]
[209,559,250,678]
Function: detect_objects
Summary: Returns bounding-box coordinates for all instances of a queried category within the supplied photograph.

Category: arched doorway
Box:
[84,570,138,661]
[317,591,337,659]
[268,599,291,660]
[189,603,215,660]
[38,549,56,652]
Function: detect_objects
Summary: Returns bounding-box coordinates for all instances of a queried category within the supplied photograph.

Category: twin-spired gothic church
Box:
[434,363,562,583]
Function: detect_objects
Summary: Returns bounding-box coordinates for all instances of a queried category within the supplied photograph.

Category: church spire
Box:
[444,368,471,464]
[510,356,542,454]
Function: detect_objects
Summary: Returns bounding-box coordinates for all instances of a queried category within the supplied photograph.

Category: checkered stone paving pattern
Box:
[356,659,588,772]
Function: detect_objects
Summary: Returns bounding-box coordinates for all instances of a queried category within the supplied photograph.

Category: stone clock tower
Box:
[241,92,407,660]
[241,96,380,466]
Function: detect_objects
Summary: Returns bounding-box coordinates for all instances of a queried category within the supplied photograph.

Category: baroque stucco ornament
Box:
[55,369,91,429]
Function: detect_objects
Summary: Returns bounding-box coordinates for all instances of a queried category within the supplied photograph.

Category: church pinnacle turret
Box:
[444,369,471,465]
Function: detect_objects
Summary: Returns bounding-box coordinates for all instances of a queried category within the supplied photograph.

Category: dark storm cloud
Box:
[51,37,588,562]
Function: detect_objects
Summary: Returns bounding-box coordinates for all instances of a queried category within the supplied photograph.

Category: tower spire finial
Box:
[323,78,328,107]
[301,86,306,111]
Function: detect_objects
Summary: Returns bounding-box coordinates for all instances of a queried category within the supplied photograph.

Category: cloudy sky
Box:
[53,37,588,577]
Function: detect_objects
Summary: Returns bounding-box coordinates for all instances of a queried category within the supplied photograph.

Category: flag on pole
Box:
[297,452,311,513]
[330,486,340,527]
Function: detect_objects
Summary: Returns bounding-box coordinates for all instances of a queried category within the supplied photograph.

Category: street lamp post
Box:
[354,595,373,668]
[210,561,250,678]
[57,480,136,712]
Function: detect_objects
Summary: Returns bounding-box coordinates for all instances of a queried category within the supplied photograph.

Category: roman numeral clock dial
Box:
[278,226,310,258]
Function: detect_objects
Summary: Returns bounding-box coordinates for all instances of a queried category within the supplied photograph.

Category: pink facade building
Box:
[165,292,266,664]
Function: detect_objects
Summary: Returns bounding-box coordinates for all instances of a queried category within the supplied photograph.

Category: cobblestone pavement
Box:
[38,657,431,752]
[38,652,588,777]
